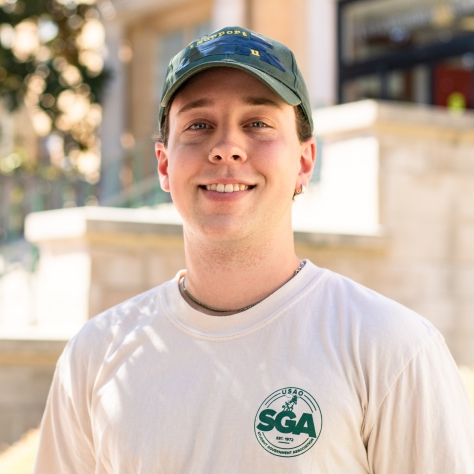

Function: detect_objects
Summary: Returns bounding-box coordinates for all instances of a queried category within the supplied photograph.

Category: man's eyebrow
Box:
[176,98,214,116]
[242,96,282,109]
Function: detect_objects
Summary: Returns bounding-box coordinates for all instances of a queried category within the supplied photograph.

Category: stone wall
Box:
[0,338,66,446]
[24,207,187,325]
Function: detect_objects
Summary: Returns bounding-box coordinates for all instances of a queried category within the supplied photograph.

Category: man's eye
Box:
[189,123,208,130]
[249,121,267,128]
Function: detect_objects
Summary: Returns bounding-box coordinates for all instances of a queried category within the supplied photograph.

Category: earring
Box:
[292,184,306,201]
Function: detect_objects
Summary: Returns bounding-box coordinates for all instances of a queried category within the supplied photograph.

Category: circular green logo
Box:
[254,387,322,457]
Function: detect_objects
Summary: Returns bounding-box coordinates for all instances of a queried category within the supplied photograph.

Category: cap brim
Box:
[160,60,301,121]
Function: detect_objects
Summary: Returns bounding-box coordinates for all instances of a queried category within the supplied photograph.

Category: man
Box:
[34,26,474,473]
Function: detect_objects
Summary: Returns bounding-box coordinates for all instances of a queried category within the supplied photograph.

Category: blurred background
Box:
[1,0,474,469]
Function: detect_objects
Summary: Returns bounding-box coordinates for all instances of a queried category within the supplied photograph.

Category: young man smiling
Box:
[34,27,474,473]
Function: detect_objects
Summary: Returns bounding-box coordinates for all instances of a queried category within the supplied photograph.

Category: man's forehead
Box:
[175,96,283,117]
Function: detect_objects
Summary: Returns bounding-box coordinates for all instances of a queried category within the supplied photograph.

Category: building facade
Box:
[100,0,474,199]
[338,0,474,107]
[99,0,337,199]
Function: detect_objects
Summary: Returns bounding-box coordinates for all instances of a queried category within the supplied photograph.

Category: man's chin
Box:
[187,215,256,242]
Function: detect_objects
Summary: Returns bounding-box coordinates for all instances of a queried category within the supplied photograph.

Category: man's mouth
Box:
[200,184,255,193]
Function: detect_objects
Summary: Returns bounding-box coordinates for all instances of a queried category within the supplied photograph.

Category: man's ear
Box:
[155,142,170,192]
[297,136,317,185]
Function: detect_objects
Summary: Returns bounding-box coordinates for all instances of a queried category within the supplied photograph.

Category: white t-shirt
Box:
[34,261,474,473]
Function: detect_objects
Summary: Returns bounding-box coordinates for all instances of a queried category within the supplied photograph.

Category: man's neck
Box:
[181,225,301,316]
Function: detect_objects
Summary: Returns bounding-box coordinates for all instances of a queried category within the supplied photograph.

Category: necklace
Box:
[180,261,305,314]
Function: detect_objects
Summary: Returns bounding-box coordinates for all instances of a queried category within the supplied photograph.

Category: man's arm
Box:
[33,340,97,473]
[367,335,474,473]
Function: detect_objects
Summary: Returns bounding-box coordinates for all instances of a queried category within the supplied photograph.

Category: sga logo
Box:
[254,387,322,457]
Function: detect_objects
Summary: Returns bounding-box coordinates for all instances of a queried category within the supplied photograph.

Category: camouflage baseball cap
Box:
[158,26,313,132]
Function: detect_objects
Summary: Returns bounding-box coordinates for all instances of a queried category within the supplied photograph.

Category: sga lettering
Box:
[257,409,316,438]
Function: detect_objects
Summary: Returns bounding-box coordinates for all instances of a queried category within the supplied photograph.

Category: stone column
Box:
[212,0,247,30]
[306,0,336,108]
[100,20,127,202]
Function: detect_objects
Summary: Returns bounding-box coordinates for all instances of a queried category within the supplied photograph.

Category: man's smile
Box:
[199,183,256,193]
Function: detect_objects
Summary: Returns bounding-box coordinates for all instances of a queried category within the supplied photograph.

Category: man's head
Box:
[155,27,316,243]
[157,26,314,140]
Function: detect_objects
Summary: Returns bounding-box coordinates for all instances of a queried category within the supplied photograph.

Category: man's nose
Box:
[208,129,247,164]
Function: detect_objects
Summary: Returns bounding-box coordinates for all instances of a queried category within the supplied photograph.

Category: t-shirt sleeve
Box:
[367,334,474,474]
[33,336,97,474]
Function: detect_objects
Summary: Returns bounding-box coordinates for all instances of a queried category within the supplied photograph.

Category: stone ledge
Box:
[313,100,474,142]
[25,206,387,251]
[25,207,184,244]
[294,230,387,250]
[0,338,68,366]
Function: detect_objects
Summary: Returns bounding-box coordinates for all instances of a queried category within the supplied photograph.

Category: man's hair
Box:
[154,103,312,147]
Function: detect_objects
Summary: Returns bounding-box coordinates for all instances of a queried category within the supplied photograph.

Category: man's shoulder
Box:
[306,264,446,407]
[61,278,175,366]
[306,262,440,351]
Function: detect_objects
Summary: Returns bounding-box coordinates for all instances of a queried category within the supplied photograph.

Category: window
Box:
[155,21,212,110]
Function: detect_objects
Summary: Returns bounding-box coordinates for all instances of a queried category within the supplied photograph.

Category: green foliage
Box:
[0,0,111,154]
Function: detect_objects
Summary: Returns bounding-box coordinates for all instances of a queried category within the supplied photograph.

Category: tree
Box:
[0,0,111,181]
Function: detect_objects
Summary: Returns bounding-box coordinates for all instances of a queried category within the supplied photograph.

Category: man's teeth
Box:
[205,184,250,193]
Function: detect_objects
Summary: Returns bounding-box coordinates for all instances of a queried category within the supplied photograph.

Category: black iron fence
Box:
[0,172,98,243]
[0,165,171,247]
[0,136,172,282]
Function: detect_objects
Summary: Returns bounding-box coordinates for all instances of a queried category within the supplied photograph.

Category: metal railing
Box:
[0,172,99,243]
[0,138,171,279]
[98,138,171,209]
[0,239,39,280]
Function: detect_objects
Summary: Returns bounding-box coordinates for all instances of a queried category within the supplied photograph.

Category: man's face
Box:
[156,67,315,242]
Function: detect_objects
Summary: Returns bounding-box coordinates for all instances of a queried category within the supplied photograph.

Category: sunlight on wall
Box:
[292,136,380,235]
